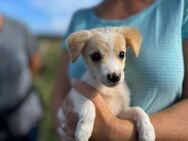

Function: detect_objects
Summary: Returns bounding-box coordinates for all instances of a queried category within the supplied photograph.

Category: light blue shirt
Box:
[63,0,188,114]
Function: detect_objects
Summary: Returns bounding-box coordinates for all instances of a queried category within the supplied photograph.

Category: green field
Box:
[34,38,62,141]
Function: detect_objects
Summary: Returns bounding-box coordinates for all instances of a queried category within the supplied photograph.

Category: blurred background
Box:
[0,0,101,141]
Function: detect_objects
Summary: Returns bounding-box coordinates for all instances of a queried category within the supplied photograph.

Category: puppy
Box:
[59,27,155,141]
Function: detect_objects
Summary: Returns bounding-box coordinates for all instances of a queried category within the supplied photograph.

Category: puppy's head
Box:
[67,27,142,87]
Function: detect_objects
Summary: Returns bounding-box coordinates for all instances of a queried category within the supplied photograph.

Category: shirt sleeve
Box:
[62,9,88,50]
[62,14,76,50]
[182,0,188,40]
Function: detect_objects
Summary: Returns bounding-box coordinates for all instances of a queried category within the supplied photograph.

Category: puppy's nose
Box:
[107,73,121,83]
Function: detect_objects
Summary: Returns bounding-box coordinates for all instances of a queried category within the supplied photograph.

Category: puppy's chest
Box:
[81,72,130,116]
[100,84,130,116]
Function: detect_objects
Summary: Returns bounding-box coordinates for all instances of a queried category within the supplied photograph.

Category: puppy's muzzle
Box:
[107,73,121,84]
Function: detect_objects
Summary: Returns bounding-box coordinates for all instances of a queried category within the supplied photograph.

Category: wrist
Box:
[108,118,137,141]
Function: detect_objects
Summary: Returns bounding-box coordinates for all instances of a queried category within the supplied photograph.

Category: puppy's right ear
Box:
[67,30,91,63]
[117,27,142,57]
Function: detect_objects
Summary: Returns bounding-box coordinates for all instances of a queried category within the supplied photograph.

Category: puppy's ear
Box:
[118,27,142,57]
[67,30,91,63]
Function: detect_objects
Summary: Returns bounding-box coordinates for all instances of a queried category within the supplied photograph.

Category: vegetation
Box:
[34,37,62,141]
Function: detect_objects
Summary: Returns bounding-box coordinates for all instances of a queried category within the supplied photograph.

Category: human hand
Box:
[71,80,120,141]
[60,80,135,141]
[60,79,117,141]
[59,94,77,141]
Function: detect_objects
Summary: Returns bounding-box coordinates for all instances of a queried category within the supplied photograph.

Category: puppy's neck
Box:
[81,71,118,96]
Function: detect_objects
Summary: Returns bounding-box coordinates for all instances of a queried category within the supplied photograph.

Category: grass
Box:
[34,40,61,141]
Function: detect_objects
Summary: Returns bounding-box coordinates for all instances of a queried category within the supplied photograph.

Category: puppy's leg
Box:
[74,95,96,141]
[120,107,155,141]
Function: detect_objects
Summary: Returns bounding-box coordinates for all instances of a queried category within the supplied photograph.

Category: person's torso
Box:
[65,0,187,113]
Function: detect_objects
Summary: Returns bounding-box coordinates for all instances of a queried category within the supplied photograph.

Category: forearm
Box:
[110,99,188,141]
[151,41,188,141]
[51,51,71,128]
[30,52,41,74]
[108,119,136,141]
[150,98,188,141]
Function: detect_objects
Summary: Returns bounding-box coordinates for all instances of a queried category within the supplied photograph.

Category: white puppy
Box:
[58,27,155,141]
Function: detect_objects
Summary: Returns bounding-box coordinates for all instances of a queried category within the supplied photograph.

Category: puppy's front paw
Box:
[75,131,90,141]
[135,108,155,141]
[75,125,91,141]
[137,117,155,141]
[75,120,93,141]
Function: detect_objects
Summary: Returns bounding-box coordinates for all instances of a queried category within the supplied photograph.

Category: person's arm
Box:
[29,52,41,73]
[51,50,71,128]
[71,40,188,141]
[148,39,188,141]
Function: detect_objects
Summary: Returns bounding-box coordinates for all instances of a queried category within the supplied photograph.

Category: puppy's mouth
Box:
[103,81,120,87]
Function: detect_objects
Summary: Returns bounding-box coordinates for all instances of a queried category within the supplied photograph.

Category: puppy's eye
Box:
[119,51,125,59]
[90,52,102,62]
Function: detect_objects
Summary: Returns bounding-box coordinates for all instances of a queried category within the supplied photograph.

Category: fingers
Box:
[71,79,113,115]
[59,98,77,141]
[71,79,99,98]
[58,115,75,141]
[60,128,74,141]
[71,80,105,106]
[62,99,78,128]
[63,80,117,141]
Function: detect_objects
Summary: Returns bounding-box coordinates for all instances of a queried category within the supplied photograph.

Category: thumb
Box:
[71,79,110,111]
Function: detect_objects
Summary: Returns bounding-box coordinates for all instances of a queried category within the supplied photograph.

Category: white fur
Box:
[59,71,155,141]
[59,28,155,141]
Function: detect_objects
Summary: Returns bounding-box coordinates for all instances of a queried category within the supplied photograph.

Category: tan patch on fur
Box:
[67,26,142,66]
[118,27,142,57]
[112,34,126,68]
[113,33,126,53]
[83,34,111,64]
[85,35,109,55]
[82,32,128,72]
[67,31,91,63]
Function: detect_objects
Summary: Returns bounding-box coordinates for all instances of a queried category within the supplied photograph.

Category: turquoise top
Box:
[63,0,188,114]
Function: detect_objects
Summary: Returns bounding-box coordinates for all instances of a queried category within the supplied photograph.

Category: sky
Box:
[0,0,101,35]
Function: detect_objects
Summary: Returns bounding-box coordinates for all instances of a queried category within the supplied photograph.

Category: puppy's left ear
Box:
[118,27,142,57]
[67,30,91,63]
